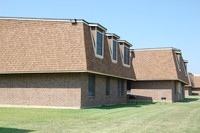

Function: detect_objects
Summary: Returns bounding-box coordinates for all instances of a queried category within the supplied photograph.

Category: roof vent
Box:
[70,19,77,24]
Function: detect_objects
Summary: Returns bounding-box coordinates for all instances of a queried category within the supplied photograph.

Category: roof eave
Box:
[105,33,120,39]
[118,40,132,47]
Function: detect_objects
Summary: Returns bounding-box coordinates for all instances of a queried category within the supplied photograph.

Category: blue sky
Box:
[0,0,200,74]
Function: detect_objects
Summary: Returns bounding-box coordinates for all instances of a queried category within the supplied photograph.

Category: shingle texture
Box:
[0,19,87,72]
[0,18,135,80]
[83,24,135,79]
[193,75,200,88]
[132,48,188,84]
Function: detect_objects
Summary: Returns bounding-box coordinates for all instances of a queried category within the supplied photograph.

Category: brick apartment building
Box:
[0,17,136,108]
[0,17,192,108]
[131,48,189,102]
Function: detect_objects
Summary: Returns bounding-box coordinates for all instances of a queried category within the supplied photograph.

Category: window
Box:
[184,61,188,76]
[112,40,117,61]
[96,31,104,56]
[89,24,106,59]
[88,74,95,96]
[118,79,124,96]
[105,77,110,96]
[124,46,130,65]
[176,54,181,71]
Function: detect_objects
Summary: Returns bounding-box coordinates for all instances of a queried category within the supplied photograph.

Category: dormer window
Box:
[89,23,107,59]
[175,51,182,71]
[96,31,104,56]
[124,46,130,65]
[112,40,117,61]
[106,33,120,63]
[184,60,188,76]
[118,40,132,67]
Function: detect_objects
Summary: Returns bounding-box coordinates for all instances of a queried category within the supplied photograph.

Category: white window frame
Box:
[123,45,130,67]
[95,31,104,59]
[111,39,118,63]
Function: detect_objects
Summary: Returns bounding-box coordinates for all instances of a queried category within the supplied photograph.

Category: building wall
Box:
[185,87,192,96]
[172,81,185,101]
[81,73,127,108]
[131,81,175,102]
[0,73,81,108]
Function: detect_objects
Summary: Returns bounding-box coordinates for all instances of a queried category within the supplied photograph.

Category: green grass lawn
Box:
[0,96,200,133]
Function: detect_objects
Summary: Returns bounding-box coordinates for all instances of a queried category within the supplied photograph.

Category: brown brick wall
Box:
[83,23,135,80]
[0,19,87,73]
[132,80,185,102]
[185,87,192,96]
[172,81,185,101]
[81,73,127,107]
[131,81,174,102]
[0,73,81,108]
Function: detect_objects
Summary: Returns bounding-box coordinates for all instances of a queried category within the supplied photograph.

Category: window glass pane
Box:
[96,32,103,55]
[176,54,181,71]
[124,47,130,65]
[113,40,117,61]
[121,80,124,96]
[88,74,95,96]
[106,77,110,96]
[127,48,130,65]
[118,79,120,96]
[118,79,124,96]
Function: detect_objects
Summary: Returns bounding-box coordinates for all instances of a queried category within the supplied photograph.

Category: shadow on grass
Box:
[0,127,34,133]
[181,97,199,103]
[92,102,156,110]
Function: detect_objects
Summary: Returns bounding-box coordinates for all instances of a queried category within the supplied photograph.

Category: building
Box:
[130,48,189,102]
[0,17,136,108]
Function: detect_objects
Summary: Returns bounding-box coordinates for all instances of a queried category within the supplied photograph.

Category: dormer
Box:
[184,60,188,75]
[175,50,182,71]
[118,40,132,67]
[89,23,107,59]
[106,33,120,63]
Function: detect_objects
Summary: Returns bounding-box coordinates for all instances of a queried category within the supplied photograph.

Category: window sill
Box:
[88,96,95,98]
[95,54,104,59]
[111,60,117,64]
[123,63,130,68]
